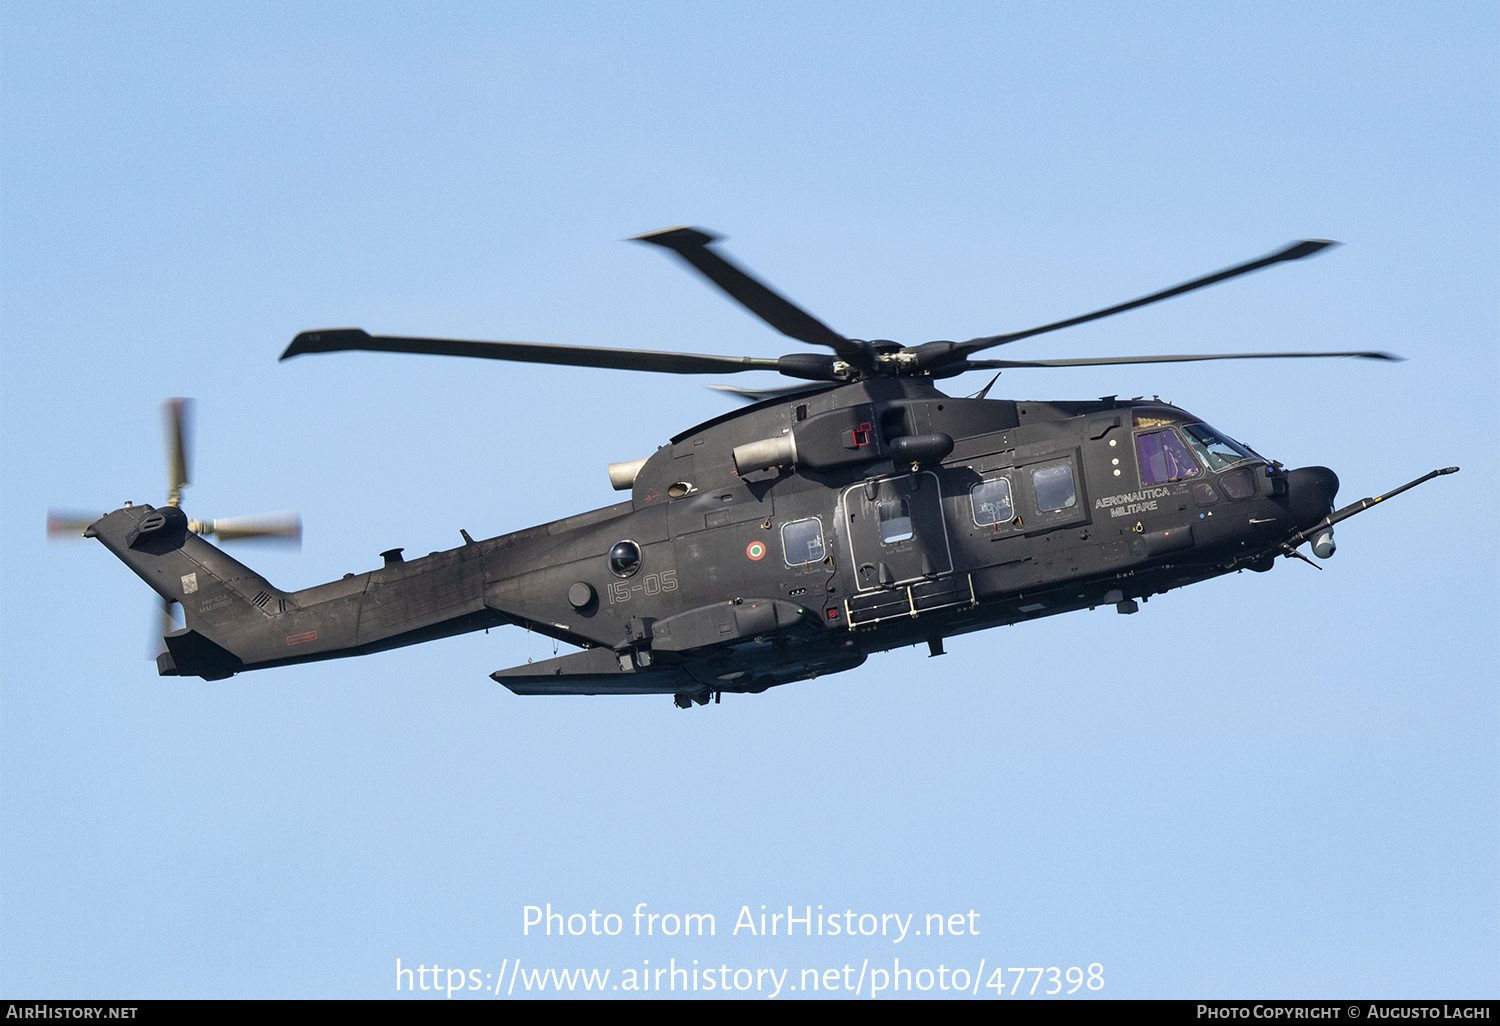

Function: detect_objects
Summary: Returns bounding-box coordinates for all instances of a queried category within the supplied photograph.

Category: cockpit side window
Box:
[1137,429,1200,484]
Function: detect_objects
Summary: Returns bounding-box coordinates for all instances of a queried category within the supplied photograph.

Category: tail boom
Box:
[87,504,506,680]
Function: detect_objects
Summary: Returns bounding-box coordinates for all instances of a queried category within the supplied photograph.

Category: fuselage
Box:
[89,377,1338,695]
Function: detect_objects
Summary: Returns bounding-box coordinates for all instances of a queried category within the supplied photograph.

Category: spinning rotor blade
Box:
[152,596,180,659]
[955,240,1339,357]
[707,383,835,404]
[47,509,101,540]
[52,397,303,548]
[631,227,865,363]
[190,511,302,546]
[282,329,780,375]
[964,349,1401,370]
[164,398,191,506]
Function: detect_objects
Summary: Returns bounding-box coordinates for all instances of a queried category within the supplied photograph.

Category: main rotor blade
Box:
[282,329,780,375]
[163,397,191,506]
[964,349,1400,370]
[631,227,864,362]
[707,383,835,404]
[956,240,1339,356]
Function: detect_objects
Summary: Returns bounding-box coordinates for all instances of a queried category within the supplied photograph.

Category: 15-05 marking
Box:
[608,571,678,604]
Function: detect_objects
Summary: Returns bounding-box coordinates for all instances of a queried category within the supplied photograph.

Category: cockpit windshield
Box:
[1181,423,1257,472]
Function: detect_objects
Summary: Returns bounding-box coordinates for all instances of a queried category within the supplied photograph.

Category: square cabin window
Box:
[1032,465,1077,512]
[781,517,826,566]
[971,477,1015,526]
[877,497,914,544]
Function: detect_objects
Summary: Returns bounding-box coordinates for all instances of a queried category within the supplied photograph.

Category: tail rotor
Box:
[47,398,303,655]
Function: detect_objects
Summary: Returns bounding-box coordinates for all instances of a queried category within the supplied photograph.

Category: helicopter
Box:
[67,227,1457,707]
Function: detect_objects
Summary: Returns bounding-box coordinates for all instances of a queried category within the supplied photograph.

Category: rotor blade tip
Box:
[1285,239,1340,260]
[281,328,369,360]
[281,331,326,359]
[628,226,719,249]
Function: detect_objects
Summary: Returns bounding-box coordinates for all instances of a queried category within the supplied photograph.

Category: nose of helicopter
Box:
[1285,465,1340,529]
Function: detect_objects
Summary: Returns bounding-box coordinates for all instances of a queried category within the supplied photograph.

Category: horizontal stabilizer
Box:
[158,629,244,680]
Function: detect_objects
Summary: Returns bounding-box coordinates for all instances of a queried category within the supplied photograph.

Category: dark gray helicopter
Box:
[73,228,1456,706]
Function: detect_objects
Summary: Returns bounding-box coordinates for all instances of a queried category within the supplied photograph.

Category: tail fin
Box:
[88,504,290,679]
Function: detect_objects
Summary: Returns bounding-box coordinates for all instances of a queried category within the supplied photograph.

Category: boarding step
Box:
[844,574,976,628]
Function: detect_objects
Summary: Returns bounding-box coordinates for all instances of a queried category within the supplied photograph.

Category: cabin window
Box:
[877,497,914,544]
[1137,429,1200,484]
[970,477,1015,526]
[781,518,826,565]
[1032,465,1077,512]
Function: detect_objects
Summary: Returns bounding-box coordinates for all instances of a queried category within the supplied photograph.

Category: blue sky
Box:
[2,2,1495,999]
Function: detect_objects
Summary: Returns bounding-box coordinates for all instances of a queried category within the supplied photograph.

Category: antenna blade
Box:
[282,329,780,376]
[631,227,864,362]
[957,240,1340,356]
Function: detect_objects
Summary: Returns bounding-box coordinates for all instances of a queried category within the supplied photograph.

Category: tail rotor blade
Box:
[164,398,192,506]
[194,511,302,546]
[47,508,101,541]
[151,596,181,659]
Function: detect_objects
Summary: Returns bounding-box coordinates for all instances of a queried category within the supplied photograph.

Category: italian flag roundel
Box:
[746,541,766,561]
